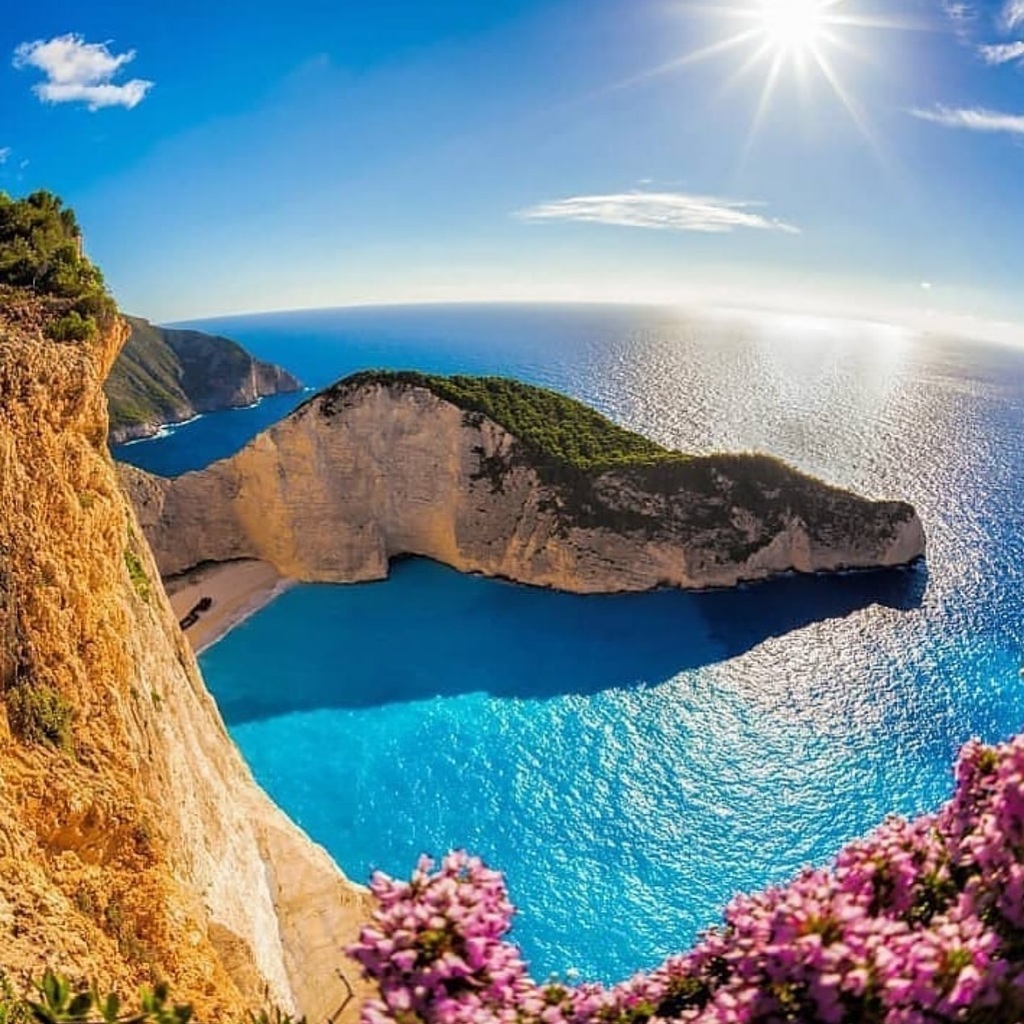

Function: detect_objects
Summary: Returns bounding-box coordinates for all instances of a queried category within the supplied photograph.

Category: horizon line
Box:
[155,295,1024,350]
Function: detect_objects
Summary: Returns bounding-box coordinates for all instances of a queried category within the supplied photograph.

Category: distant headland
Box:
[105,316,302,444]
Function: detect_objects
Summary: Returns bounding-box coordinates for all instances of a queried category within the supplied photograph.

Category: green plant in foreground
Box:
[0,972,181,1024]
[0,972,307,1024]
[19,970,192,1024]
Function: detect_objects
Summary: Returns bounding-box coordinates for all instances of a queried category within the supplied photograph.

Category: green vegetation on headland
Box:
[0,191,300,442]
[0,191,116,342]
[323,370,690,471]
[105,317,195,432]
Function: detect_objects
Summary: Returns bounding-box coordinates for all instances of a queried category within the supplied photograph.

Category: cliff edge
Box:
[123,371,925,590]
[106,317,301,445]
[0,294,369,1018]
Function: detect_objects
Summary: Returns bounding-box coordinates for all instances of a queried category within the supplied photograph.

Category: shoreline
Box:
[165,559,292,654]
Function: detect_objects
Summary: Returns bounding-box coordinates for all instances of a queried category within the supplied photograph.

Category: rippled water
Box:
[119,304,1024,981]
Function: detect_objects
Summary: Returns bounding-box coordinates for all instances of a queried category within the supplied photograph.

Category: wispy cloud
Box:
[978,39,1024,62]
[909,104,1024,134]
[0,147,10,165]
[13,34,153,111]
[1004,0,1024,29]
[517,191,800,235]
[943,2,978,25]
[965,1,1024,63]
[941,1,979,40]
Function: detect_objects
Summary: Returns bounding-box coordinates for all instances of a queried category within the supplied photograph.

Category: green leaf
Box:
[26,1001,57,1024]
[39,972,63,1014]
[66,994,92,1021]
[101,993,120,1024]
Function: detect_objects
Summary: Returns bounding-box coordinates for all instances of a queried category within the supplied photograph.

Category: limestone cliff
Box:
[123,372,925,591]
[106,317,301,445]
[0,294,369,1019]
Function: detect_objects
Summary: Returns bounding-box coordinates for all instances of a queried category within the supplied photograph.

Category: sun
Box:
[728,0,850,81]
[668,0,896,145]
[607,0,901,144]
[756,0,829,57]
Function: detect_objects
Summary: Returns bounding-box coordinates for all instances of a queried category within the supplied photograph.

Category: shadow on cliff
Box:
[204,556,928,725]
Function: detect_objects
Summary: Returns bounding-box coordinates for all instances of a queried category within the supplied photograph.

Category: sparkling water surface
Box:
[117,304,1024,981]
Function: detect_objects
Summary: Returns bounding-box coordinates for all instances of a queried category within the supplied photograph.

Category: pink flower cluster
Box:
[349,734,1024,1024]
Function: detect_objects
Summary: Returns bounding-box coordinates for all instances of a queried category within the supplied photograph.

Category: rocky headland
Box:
[123,371,925,591]
[105,316,301,445]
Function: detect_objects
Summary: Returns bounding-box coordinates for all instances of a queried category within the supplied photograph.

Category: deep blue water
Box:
[116,304,1024,982]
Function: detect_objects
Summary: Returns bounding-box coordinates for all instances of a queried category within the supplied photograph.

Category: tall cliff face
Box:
[123,376,925,591]
[0,299,368,1019]
[106,317,301,445]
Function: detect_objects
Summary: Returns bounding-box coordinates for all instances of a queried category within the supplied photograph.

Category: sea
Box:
[114,303,1024,983]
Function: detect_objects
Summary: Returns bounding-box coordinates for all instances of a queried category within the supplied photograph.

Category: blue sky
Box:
[2,1,1023,337]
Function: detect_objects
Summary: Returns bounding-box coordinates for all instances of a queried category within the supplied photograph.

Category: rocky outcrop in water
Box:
[105,317,301,445]
[0,294,368,1020]
[123,372,925,591]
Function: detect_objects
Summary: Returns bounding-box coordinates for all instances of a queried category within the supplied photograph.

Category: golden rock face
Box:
[0,303,369,1022]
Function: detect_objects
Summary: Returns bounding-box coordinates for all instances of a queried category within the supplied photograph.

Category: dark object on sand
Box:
[179,595,214,631]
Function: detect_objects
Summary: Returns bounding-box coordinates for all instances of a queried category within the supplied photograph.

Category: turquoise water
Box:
[117,304,1024,981]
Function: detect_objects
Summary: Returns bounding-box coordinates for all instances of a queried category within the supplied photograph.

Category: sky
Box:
[2,0,1023,337]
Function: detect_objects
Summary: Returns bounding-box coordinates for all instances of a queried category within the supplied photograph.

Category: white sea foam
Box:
[118,412,204,447]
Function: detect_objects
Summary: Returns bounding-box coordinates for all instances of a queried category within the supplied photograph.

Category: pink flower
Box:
[349,736,1024,1024]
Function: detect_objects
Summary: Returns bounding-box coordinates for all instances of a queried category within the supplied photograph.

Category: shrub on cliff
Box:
[5,681,74,749]
[350,733,1024,1024]
[0,191,116,341]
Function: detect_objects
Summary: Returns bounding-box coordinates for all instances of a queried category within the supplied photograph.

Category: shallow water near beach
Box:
[119,303,1024,981]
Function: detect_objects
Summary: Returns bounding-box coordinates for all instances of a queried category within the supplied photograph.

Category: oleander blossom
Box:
[349,733,1024,1024]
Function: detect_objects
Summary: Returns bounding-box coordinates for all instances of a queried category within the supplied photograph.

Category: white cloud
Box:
[1004,0,1024,29]
[517,191,800,235]
[943,2,977,24]
[909,104,1024,134]
[13,34,153,111]
[941,1,978,39]
[0,147,10,164]
[978,40,1024,62]
[33,79,153,110]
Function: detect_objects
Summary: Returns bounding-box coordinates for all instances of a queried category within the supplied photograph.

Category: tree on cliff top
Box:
[0,190,116,341]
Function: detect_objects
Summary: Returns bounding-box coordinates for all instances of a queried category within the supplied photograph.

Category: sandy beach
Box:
[165,559,291,654]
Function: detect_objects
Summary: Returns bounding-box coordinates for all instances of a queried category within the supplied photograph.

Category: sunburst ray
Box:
[680,0,890,148]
